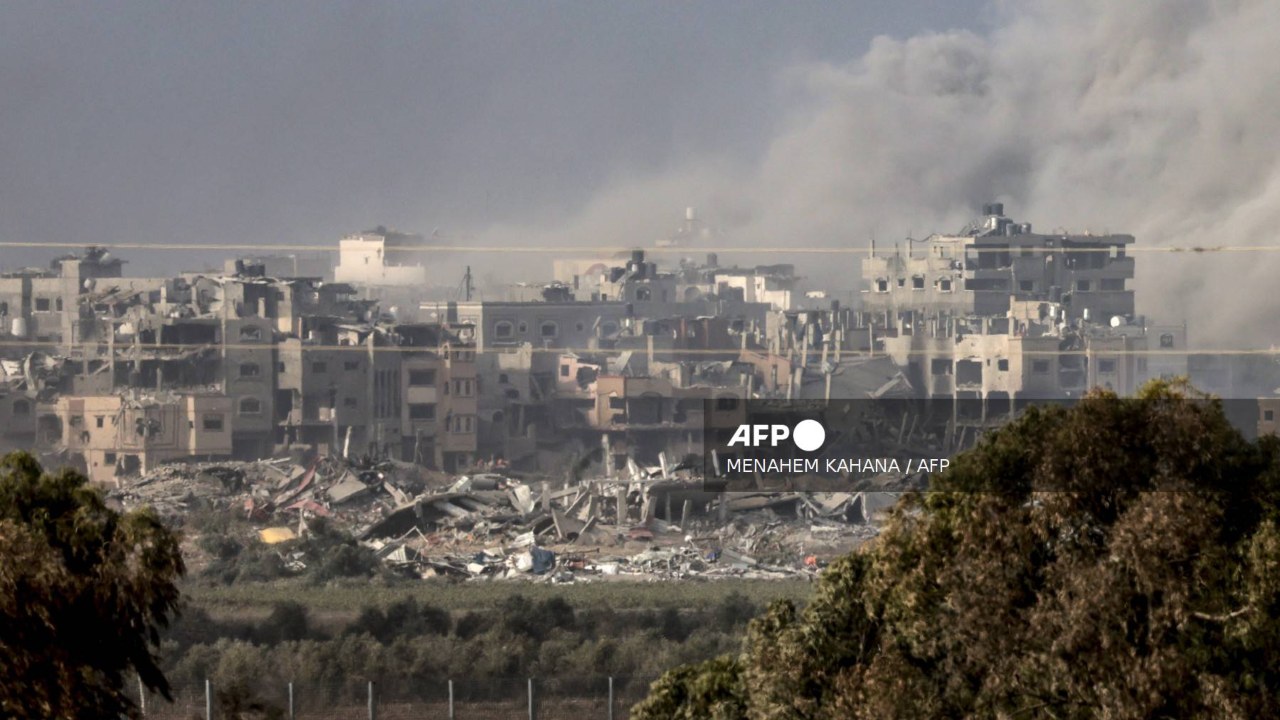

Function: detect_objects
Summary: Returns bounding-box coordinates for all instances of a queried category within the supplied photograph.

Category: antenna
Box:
[460,266,474,301]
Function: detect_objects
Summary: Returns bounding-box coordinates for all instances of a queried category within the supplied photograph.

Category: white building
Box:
[334,227,429,287]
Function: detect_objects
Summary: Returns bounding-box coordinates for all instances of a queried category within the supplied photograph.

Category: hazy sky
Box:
[0,1,986,257]
[5,1,1278,345]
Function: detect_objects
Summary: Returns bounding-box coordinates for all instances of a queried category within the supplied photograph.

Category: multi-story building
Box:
[862,204,1135,322]
[397,323,478,472]
[451,300,630,353]
[881,301,1159,405]
[55,392,232,484]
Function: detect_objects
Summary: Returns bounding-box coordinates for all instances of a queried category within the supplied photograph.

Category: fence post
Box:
[368,680,376,720]
[287,682,294,720]
[205,678,212,720]
[528,677,535,720]
[448,679,455,720]
[608,676,615,720]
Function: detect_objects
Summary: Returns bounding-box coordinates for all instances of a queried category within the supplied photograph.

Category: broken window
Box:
[540,321,558,338]
[938,278,953,292]
[238,397,262,415]
[912,276,925,290]
[202,414,224,431]
[239,326,262,341]
[897,278,906,288]
[1160,333,1175,349]
[494,321,514,339]
[95,416,104,428]
[997,359,1009,371]
[1098,359,1117,374]
[609,396,626,410]
[408,369,436,386]
[1076,280,1091,292]
[34,298,50,311]
[239,363,261,378]
[1020,280,1034,292]
[1032,360,1051,373]
[875,279,889,292]
[635,287,652,301]
[1101,278,1125,291]
[1267,410,1275,422]
[408,403,436,420]
[930,359,952,375]
[105,452,117,466]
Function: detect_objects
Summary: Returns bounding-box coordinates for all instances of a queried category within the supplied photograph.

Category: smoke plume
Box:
[482,0,1280,347]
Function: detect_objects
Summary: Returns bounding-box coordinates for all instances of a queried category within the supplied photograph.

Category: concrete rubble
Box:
[108,454,887,582]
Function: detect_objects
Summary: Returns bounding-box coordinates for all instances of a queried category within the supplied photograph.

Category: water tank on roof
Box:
[9,317,27,338]
[1110,315,1125,328]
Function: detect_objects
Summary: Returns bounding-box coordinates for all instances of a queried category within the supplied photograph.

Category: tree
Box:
[636,382,1280,719]
[0,452,184,719]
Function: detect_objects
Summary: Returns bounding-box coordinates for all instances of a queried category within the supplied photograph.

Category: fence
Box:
[140,676,657,719]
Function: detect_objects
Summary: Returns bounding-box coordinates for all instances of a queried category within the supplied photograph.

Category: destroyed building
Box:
[862,203,1135,320]
[1,207,1240,500]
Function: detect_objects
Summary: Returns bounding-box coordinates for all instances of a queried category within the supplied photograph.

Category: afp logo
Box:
[726,419,826,452]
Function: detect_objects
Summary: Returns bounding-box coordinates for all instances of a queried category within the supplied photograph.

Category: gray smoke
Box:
[482,0,1280,347]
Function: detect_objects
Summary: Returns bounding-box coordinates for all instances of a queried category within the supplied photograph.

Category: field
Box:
[152,577,816,717]
[186,576,814,617]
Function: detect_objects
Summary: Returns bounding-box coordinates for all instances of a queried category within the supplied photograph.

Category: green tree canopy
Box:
[635,383,1280,719]
[0,452,184,719]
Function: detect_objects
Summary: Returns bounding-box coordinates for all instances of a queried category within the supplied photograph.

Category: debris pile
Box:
[109,455,891,582]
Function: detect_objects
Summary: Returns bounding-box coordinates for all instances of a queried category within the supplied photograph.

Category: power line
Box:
[0,339,1273,357]
[2,240,1280,255]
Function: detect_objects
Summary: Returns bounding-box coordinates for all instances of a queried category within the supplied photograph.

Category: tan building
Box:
[882,302,1154,405]
[55,393,232,484]
[399,329,479,472]
[1260,398,1280,438]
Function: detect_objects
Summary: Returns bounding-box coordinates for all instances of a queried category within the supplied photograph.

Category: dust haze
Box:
[2,1,1275,345]
[480,0,1280,347]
